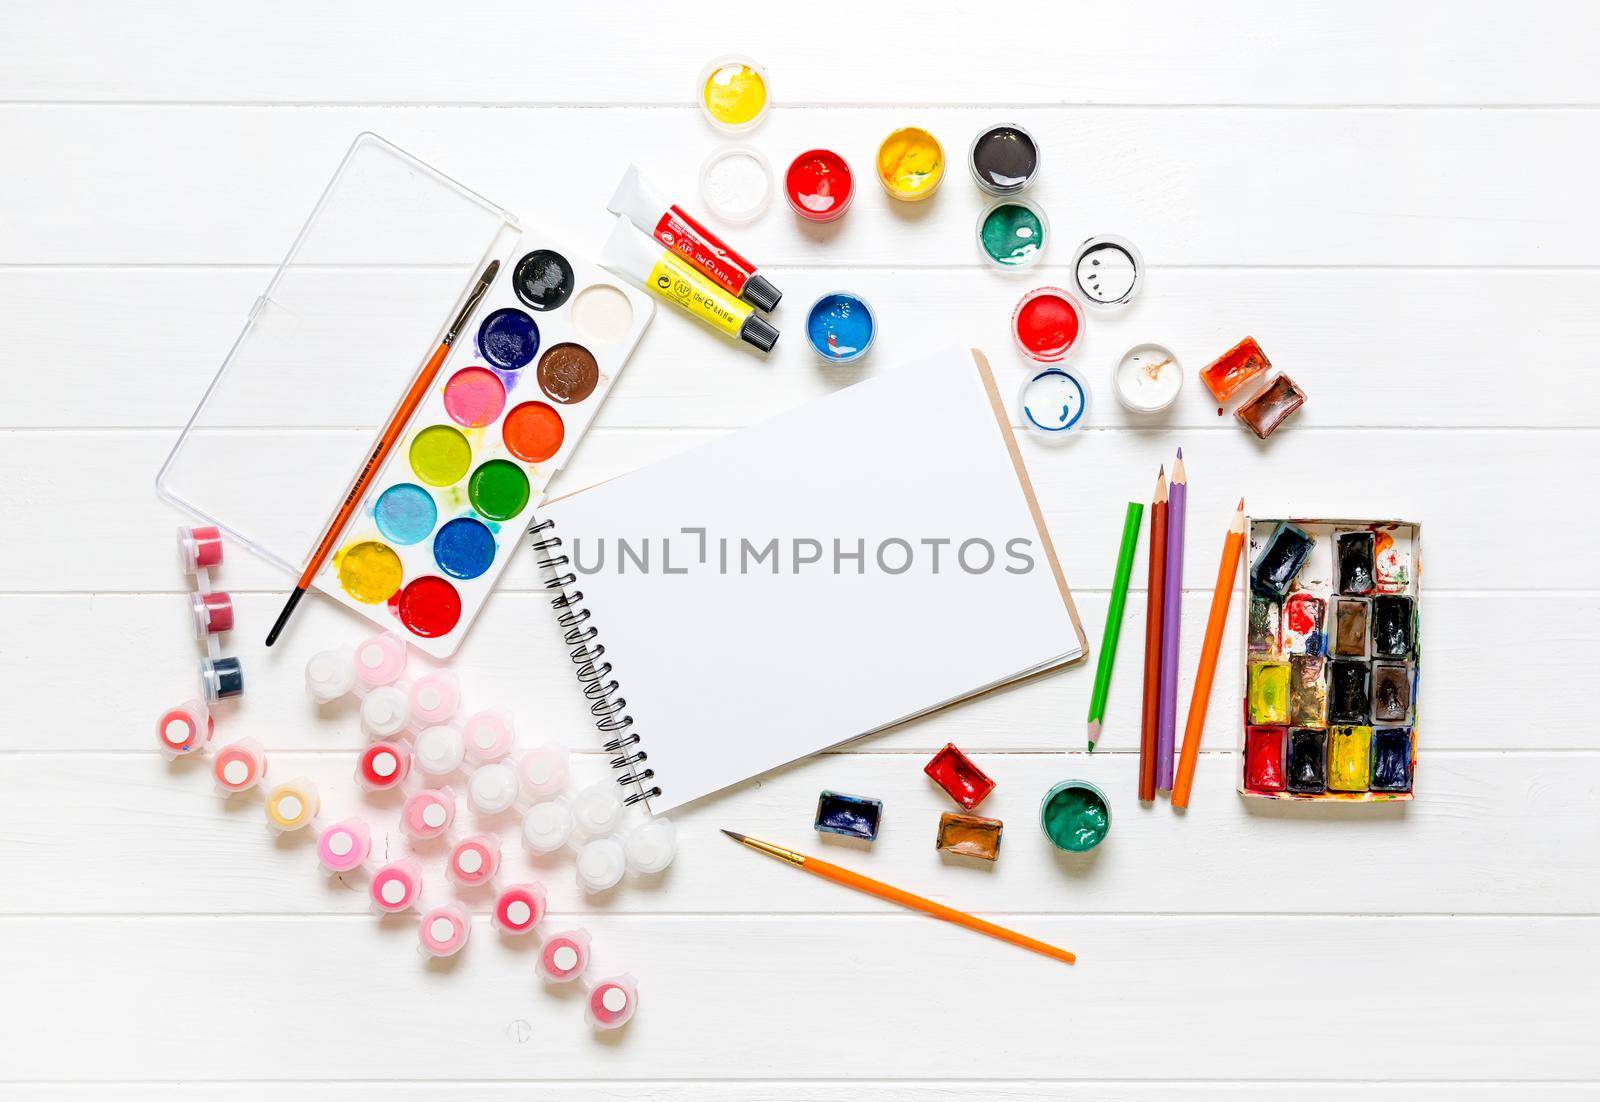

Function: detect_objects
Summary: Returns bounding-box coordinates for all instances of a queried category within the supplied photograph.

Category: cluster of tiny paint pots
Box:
[303,633,677,894]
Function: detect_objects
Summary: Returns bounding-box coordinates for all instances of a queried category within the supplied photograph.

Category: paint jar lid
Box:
[976,198,1050,271]
[968,123,1041,195]
[1071,235,1144,311]
[1114,343,1183,413]
[1017,365,1092,444]
[699,144,774,226]
[806,291,877,365]
[699,55,769,133]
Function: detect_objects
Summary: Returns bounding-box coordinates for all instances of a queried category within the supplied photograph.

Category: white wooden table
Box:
[3,3,1598,1096]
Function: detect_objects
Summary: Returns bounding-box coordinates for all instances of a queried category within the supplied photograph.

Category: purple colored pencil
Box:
[1156,448,1187,790]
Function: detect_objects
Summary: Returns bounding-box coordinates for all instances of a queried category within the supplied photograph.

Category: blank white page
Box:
[537,347,1086,812]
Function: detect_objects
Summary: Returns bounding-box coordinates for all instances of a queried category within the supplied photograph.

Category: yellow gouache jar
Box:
[876,127,944,201]
[701,56,769,133]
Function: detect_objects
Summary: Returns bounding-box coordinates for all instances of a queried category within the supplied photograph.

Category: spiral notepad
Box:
[531,347,1088,813]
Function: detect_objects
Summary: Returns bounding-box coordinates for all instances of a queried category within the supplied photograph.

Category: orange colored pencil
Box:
[1139,470,1167,802]
[265,260,500,646]
[1172,499,1246,808]
[722,830,1075,964]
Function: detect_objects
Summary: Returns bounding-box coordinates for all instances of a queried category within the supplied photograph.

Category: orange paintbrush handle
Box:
[802,852,1076,965]
[292,339,451,590]
[1172,506,1246,808]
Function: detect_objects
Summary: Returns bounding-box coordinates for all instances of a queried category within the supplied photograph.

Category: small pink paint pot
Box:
[188,591,234,637]
[407,671,460,726]
[493,883,548,935]
[463,709,515,764]
[418,902,472,958]
[212,737,266,794]
[518,745,570,801]
[369,859,423,914]
[156,699,212,759]
[353,633,408,689]
[356,740,413,792]
[401,787,456,840]
[317,818,372,874]
[586,974,639,1030]
[537,929,591,983]
[177,525,223,573]
[447,833,502,888]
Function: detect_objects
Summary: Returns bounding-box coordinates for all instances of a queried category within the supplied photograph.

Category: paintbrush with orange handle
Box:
[265,260,500,646]
[722,830,1075,964]
[1172,499,1246,808]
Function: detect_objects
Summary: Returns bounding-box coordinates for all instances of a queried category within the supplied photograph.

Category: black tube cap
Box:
[738,312,780,354]
[740,273,783,313]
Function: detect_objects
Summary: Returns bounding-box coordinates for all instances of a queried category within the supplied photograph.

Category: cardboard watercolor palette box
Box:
[1237,516,1420,802]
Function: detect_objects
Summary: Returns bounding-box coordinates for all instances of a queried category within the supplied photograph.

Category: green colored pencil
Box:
[1087,500,1145,751]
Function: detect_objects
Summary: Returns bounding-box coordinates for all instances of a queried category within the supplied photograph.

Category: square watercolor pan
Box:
[314,234,653,656]
[1237,516,1420,802]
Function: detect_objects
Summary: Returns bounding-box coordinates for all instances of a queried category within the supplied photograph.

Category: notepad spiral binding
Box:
[529,518,659,809]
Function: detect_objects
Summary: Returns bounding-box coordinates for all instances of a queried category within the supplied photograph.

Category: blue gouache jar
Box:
[806,291,876,364]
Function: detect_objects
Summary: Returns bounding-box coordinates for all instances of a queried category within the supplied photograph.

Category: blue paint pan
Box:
[814,790,883,842]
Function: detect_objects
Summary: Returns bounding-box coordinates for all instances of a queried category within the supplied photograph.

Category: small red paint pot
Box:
[189,590,234,637]
[356,740,412,792]
[177,525,223,573]
[785,149,854,223]
[1011,286,1085,363]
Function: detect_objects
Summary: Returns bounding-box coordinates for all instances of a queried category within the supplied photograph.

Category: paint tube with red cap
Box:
[607,165,782,313]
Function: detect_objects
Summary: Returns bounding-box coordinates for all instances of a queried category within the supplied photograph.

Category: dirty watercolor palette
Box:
[1240,517,1420,801]
[319,241,652,657]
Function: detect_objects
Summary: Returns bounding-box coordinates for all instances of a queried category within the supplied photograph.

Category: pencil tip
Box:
[1237,497,1245,510]
[1177,446,1183,458]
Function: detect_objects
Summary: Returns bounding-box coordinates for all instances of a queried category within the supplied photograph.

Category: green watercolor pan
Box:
[157,134,654,657]
[1240,516,1420,802]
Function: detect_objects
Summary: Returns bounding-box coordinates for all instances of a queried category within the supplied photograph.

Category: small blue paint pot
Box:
[806,291,876,364]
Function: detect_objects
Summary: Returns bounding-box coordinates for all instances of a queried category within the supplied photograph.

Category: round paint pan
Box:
[968,123,1041,195]
[1011,287,1084,363]
[875,126,944,202]
[785,149,854,223]
[1017,365,1091,444]
[700,55,769,134]
[570,283,635,346]
[805,291,876,365]
[512,249,575,312]
[1114,342,1183,413]
[1071,234,1144,311]
[1040,779,1111,852]
[976,198,1049,270]
[699,145,774,225]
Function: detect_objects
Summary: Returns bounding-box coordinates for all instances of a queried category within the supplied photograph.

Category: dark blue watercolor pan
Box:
[814,790,883,842]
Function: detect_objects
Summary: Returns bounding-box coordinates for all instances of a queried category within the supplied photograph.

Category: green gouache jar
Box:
[976,197,1049,270]
[1040,779,1111,852]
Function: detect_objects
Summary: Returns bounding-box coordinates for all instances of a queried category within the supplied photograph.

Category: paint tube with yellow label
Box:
[600,219,779,354]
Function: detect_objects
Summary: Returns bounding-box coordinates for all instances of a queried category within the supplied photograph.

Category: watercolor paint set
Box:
[1240,517,1420,801]
[158,133,652,656]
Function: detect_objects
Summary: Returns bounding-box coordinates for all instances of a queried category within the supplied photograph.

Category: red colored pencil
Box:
[1139,468,1168,802]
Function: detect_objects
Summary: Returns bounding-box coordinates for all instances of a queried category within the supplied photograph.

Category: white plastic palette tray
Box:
[159,134,653,656]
